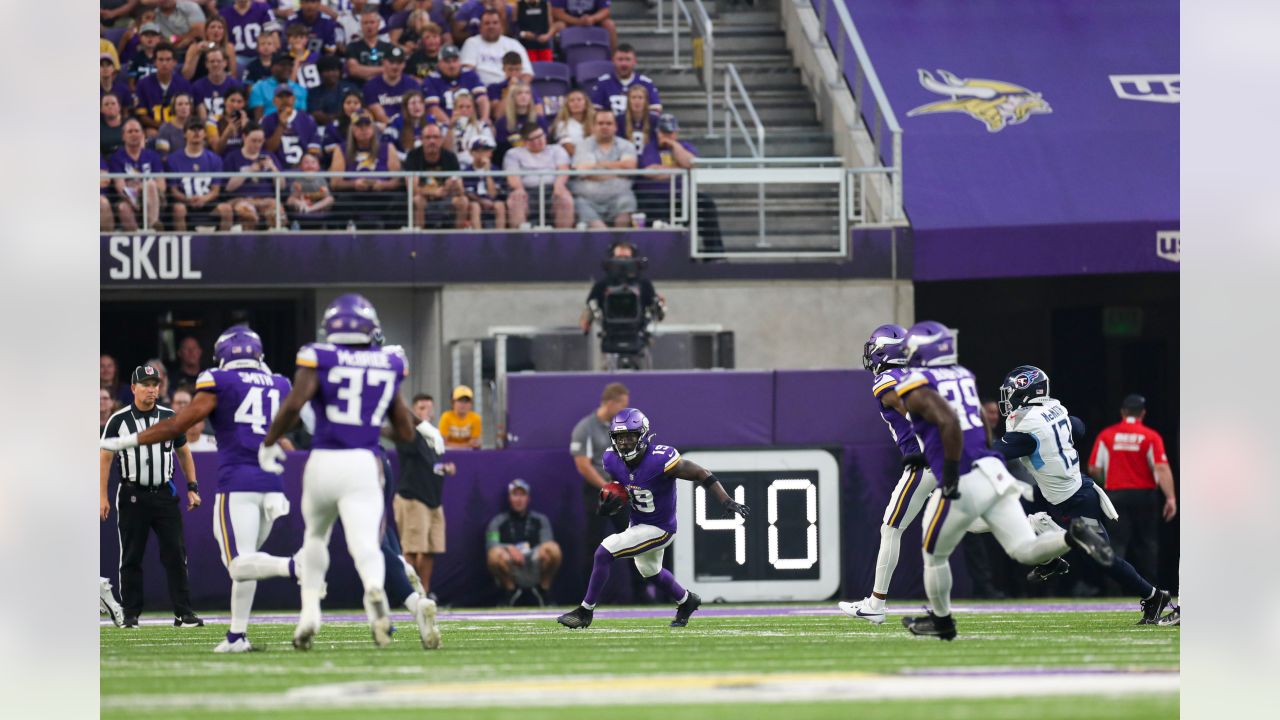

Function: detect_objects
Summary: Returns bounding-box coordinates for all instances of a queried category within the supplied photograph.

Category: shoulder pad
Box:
[894,371,931,396]
[195,369,217,390]
[871,371,899,398]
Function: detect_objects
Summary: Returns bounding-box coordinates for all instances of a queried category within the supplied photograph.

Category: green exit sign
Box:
[1103,307,1144,337]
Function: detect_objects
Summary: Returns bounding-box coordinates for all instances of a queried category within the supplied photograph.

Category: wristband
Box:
[700,473,720,488]
[187,482,199,493]
[942,459,960,483]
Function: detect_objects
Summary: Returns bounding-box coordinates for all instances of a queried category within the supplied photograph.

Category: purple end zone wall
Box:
[100,370,973,610]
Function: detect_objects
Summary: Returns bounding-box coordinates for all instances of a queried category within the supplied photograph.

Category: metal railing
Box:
[669,0,717,136]
[813,0,906,226]
[722,63,767,246]
[102,167,688,234]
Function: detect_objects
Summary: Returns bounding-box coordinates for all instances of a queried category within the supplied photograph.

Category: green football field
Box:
[100,601,1179,719]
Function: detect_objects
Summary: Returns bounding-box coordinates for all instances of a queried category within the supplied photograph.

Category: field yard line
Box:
[102,669,1178,712]
[103,601,1144,627]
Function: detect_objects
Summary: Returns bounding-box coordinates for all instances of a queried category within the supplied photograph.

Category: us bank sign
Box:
[105,235,202,281]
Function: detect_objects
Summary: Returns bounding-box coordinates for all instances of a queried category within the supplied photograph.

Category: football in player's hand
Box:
[600,482,628,505]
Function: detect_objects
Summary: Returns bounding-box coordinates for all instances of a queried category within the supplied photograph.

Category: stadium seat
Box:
[102,26,127,49]
[532,61,571,99]
[573,60,615,91]
[560,26,611,72]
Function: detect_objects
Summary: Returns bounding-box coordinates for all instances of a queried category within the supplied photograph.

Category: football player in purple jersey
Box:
[893,321,1114,640]
[556,408,749,629]
[257,294,417,650]
[100,325,293,653]
[838,323,941,625]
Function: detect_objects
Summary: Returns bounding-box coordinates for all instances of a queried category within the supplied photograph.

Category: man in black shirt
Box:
[404,123,467,228]
[485,479,562,606]
[309,55,360,125]
[345,6,396,85]
[393,394,456,598]
[98,366,204,628]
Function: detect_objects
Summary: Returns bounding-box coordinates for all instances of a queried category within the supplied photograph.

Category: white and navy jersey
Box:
[996,398,1081,504]
[101,403,187,488]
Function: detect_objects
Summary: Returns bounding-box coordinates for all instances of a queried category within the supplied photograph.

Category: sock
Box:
[923,553,952,617]
[300,587,324,619]
[650,568,687,603]
[298,536,330,615]
[868,595,886,611]
[873,524,904,596]
[225,631,245,643]
[1104,557,1155,599]
[287,557,297,581]
[582,545,615,608]
[404,591,421,614]
[228,579,257,634]
[1010,529,1069,566]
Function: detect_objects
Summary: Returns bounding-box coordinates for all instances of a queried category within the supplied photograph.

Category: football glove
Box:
[941,459,962,500]
[258,442,287,475]
[901,453,927,471]
[722,499,751,518]
[597,494,624,517]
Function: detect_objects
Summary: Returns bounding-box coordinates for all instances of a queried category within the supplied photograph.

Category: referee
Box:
[99,365,204,628]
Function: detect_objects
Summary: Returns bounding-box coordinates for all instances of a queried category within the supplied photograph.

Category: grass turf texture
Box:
[101,602,1178,719]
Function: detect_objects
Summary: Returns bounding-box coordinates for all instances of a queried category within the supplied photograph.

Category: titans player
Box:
[257,294,416,650]
[994,365,1173,625]
[839,324,939,624]
[894,322,1114,640]
[100,325,292,653]
[557,408,750,629]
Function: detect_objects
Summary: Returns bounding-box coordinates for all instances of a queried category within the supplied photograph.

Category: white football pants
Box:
[297,449,386,617]
[213,491,289,634]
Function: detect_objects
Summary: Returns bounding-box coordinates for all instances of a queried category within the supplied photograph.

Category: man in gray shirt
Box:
[569,382,638,592]
[571,112,638,228]
[485,479,561,606]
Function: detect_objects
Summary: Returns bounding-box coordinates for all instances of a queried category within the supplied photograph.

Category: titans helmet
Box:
[903,320,957,367]
[862,323,908,372]
[321,293,382,346]
[609,407,652,462]
[213,325,264,368]
[998,365,1051,416]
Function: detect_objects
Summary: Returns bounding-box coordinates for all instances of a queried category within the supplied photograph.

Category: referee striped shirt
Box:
[101,403,187,488]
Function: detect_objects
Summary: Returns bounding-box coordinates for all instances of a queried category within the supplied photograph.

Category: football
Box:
[600,482,629,505]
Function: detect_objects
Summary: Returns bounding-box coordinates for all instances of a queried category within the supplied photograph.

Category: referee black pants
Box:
[116,484,194,618]
[1103,488,1162,584]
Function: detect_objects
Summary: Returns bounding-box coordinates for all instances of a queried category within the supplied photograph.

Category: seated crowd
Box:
[99,0,712,234]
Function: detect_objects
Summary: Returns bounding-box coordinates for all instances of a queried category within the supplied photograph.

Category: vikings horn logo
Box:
[906,69,1051,132]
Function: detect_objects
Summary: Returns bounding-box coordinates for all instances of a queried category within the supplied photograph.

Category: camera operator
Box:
[579,241,665,364]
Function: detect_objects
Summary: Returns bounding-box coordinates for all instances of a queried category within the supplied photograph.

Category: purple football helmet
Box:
[609,407,652,462]
[321,293,382,345]
[862,323,908,372]
[903,320,958,367]
[213,325,264,367]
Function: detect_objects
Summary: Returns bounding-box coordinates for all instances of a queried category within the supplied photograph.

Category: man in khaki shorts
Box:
[393,394,455,598]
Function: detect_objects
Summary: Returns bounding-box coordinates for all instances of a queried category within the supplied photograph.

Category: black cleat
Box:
[1157,604,1180,626]
[122,616,140,629]
[670,591,702,627]
[174,613,205,628]
[1139,589,1172,625]
[557,605,594,629]
[1065,518,1114,567]
[902,609,957,641]
[1027,557,1071,583]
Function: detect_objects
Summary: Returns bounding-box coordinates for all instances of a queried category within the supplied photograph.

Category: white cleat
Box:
[415,598,442,650]
[213,637,253,653]
[293,612,321,651]
[364,588,393,648]
[838,598,886,625]
[99,578,124,627]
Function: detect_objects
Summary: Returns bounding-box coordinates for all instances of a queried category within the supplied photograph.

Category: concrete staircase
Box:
[608,0,842,250]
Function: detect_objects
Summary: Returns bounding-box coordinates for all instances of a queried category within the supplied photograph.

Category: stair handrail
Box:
[668,0,716,136]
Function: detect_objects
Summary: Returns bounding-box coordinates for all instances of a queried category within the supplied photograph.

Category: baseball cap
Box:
[1121,394,1146,412]
[657,113,679,132]
[508,479,530,494]
[469,136,496,151]
[352,111,374,125]
[131,365,162,385]
[262,21,284,35]
[274,84,295,96]
[100,53,118,67]
[452,384,473,401]
[139,22,162,35]
[385,46,406,62]
[440,44,460,60]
